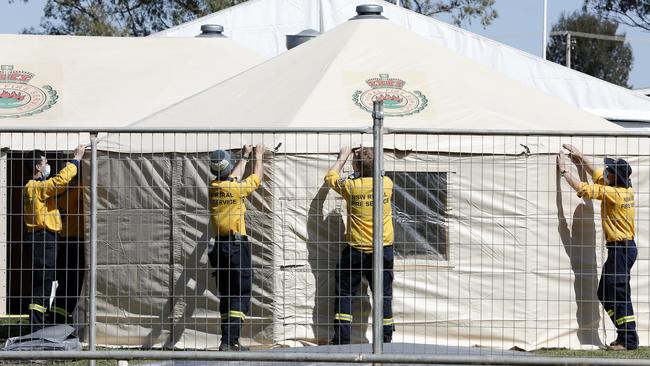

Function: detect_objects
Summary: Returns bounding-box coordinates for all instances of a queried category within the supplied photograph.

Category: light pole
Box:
[565,32,572,68]
[550,30,625,69]
[543,0,548,59]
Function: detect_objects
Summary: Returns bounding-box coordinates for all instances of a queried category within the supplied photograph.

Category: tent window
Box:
[386,171,447,260]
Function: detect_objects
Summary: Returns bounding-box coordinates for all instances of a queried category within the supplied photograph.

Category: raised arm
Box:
[230,144,253,180]
[563,144,595,177]
[253,144,265,182]
[557,151,582,191]
[43,144,85,198]
[329,146,352,174]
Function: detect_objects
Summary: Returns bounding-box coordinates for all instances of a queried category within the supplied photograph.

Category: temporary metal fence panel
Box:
[0,127,649,365]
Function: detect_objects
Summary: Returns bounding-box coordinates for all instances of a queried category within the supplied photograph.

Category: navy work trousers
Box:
[333,245,394,344]
[53,237,85,324]
[210,233,252,345]
[597,240,638,349]
[28,230,58,332]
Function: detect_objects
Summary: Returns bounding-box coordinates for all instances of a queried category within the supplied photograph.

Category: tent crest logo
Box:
[352,74,428,117]
[0,65,58,119]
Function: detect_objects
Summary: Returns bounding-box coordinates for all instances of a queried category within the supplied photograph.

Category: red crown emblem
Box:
[366,74,405,89]
[373,93,404,103]
[0,90,26,101]
[0,65,34,84]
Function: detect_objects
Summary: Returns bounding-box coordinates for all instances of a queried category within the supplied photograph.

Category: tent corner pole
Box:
[372,100,384,356]
[89,133,98,366]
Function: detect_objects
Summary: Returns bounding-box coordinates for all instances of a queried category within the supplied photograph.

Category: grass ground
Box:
[1,316,648,365]
[532,346,650,359]
[1,362,128,366]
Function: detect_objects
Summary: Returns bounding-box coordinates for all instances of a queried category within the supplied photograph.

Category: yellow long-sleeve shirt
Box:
[24,162,78,233]
[58,186,84,239]
[577,168,635,242]
[325,170,394,252]
[209,174,261,236]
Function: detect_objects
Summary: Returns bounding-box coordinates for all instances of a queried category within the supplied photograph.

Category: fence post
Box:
[372,100,385,354]
[89,133,98,366]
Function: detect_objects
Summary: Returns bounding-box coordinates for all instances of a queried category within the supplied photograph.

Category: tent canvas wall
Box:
[80,15,650,350]
[152,0,650,124]
[0,34,263,318]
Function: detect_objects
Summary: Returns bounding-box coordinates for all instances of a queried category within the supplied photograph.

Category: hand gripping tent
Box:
[127,9,650,350]
[151,0,650,125]
[0,34,263,338]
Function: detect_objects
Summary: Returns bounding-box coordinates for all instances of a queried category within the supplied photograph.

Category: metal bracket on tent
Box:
[519,144,531,157]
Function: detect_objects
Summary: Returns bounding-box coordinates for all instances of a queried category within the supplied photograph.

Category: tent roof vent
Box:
[350,4,387,20]
[286,29,321,50]
[197,24,226,38]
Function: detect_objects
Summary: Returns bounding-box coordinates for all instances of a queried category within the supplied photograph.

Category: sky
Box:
[438,0,650,88]
[1,0,649,88]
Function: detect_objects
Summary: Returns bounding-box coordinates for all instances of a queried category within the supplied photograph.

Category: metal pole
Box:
[89,134,98,366]
[565,32,571,68]
[1,350,650,365]
[384,128,650,137]
[0,127,646,137]
[0,127,372,133]
[542,0,548,59]
[371,100,384,354]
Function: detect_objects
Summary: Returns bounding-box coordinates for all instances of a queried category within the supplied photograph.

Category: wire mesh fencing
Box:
[0,129,648,364]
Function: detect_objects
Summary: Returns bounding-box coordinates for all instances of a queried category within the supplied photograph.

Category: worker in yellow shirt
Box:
[54,182,85,325]
[24,145,85,332]
[208,144,265,352]
[558,144,638,351]
[324,146,395,345]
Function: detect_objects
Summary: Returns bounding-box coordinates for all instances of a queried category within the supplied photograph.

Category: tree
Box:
[11,0,497,36]
[13,0,249,36]
[385,0,497,27]
[585,0,650,31]
[546,10,633,87]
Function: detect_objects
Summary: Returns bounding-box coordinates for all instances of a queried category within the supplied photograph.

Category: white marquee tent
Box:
[2,12,648,352]
[152,0,650,124]
[0,34,262,318]
[0,34,262,136]
[113,13,650,350]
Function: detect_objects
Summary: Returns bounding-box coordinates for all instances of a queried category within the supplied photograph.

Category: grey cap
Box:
[210,150,236,178]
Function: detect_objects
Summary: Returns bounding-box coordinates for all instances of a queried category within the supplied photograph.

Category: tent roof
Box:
[152,0,650,123]
[0,34,263,129]
[136,18,619,132]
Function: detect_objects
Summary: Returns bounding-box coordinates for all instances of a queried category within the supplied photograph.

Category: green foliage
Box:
[22,0,249,36]
[546,10,633,87]
[385,0,497,27]
[585,0,650,31]
[13,0,498,36]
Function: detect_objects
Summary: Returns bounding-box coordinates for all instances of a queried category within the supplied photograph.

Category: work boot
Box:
[329,337,350,345]
[219,341,249,352]
[607,341,631,351]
